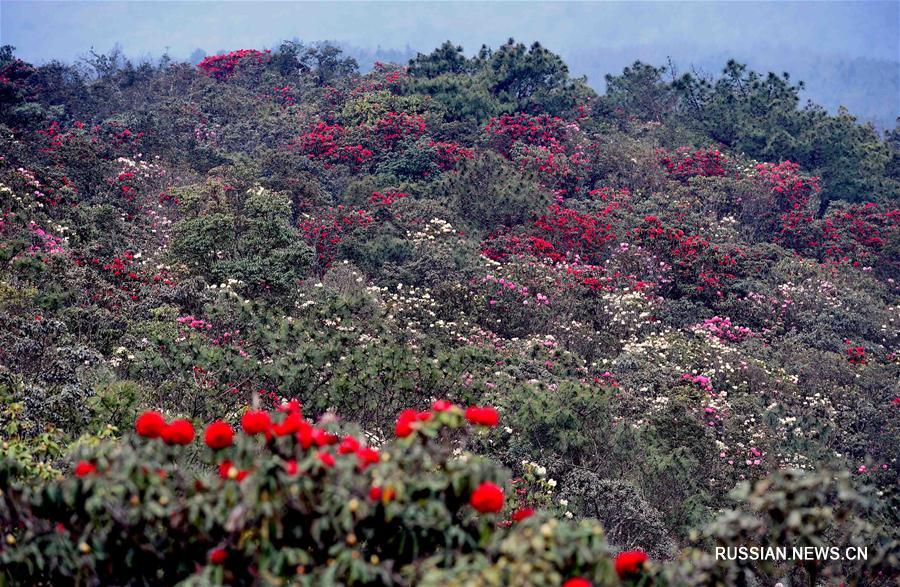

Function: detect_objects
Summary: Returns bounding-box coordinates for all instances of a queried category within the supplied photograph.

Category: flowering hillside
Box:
[0,40,898,586]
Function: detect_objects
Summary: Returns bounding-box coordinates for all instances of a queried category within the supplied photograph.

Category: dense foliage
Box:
[0,39,898,585]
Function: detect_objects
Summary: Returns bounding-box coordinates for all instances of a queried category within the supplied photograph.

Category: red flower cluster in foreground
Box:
[464,405,500,427]
[204,420,235,449]
[121,402,526,522]
[134,411,166,438]
[395,402,499,436]
[162,419,195,445]
[241,410,271,434]
[469,481,504,513]
[394,408,432,437]
[74,461,97,477]
[59,402,658,582]
[134,411,195,445]
[614,550,649,579]
[208,548,228,565]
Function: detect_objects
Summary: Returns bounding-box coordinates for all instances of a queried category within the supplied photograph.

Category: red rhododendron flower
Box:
[317,450,335,468]
[395,408,419,437]
[284,459,299,475]
[204,420,234,450]
[162,419,195,445]
[465,406,499,427]
[297,421,314,449]
[470,481,504,513]
[562,578,591,587]
[511,507,535,522]
[135,410,166,438]
[74,461,96,477]
[659,147,728,181]
[218,460,235,479]
[432,399,454,412]
[614,550,648,578]
[278,399,303,414]
[197,49,268,81]
[312,428,338,447]
[218,461,249,482]
[395,408,433,437]
[356,447,380,469]
[338,435,360,454]
[272,412,304,436]
[369,485,395,502]
[241,410,271,435]
[209,548,228,565]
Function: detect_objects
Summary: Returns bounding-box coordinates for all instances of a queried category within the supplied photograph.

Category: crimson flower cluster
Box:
[633,216,738,296]
[351,62,408,94]
[394,401,498,437]
[844,340,867,365]
[513,145,591,198]
[813,202,897,268]
[659,147,729,180]
[614,550,649,579]
[291,122,373,170]
[197,49,269,81]
[374,112,426,147]
[297,205,374,269]
[135,410,195,445]
[755,161,820,212]
[469,481,504,513]
[429,140,475,171]
[0,57,34,93]
[484,113,576,156]
[271,84,296,106]
[533,204,619,264]
[72,250,175,304]
[33,120,143,163]
[123,400,514,525]
[370,190,409,206]
[481,191,628,267]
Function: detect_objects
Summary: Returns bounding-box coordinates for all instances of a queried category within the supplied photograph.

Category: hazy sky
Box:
[2,1,898,66]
